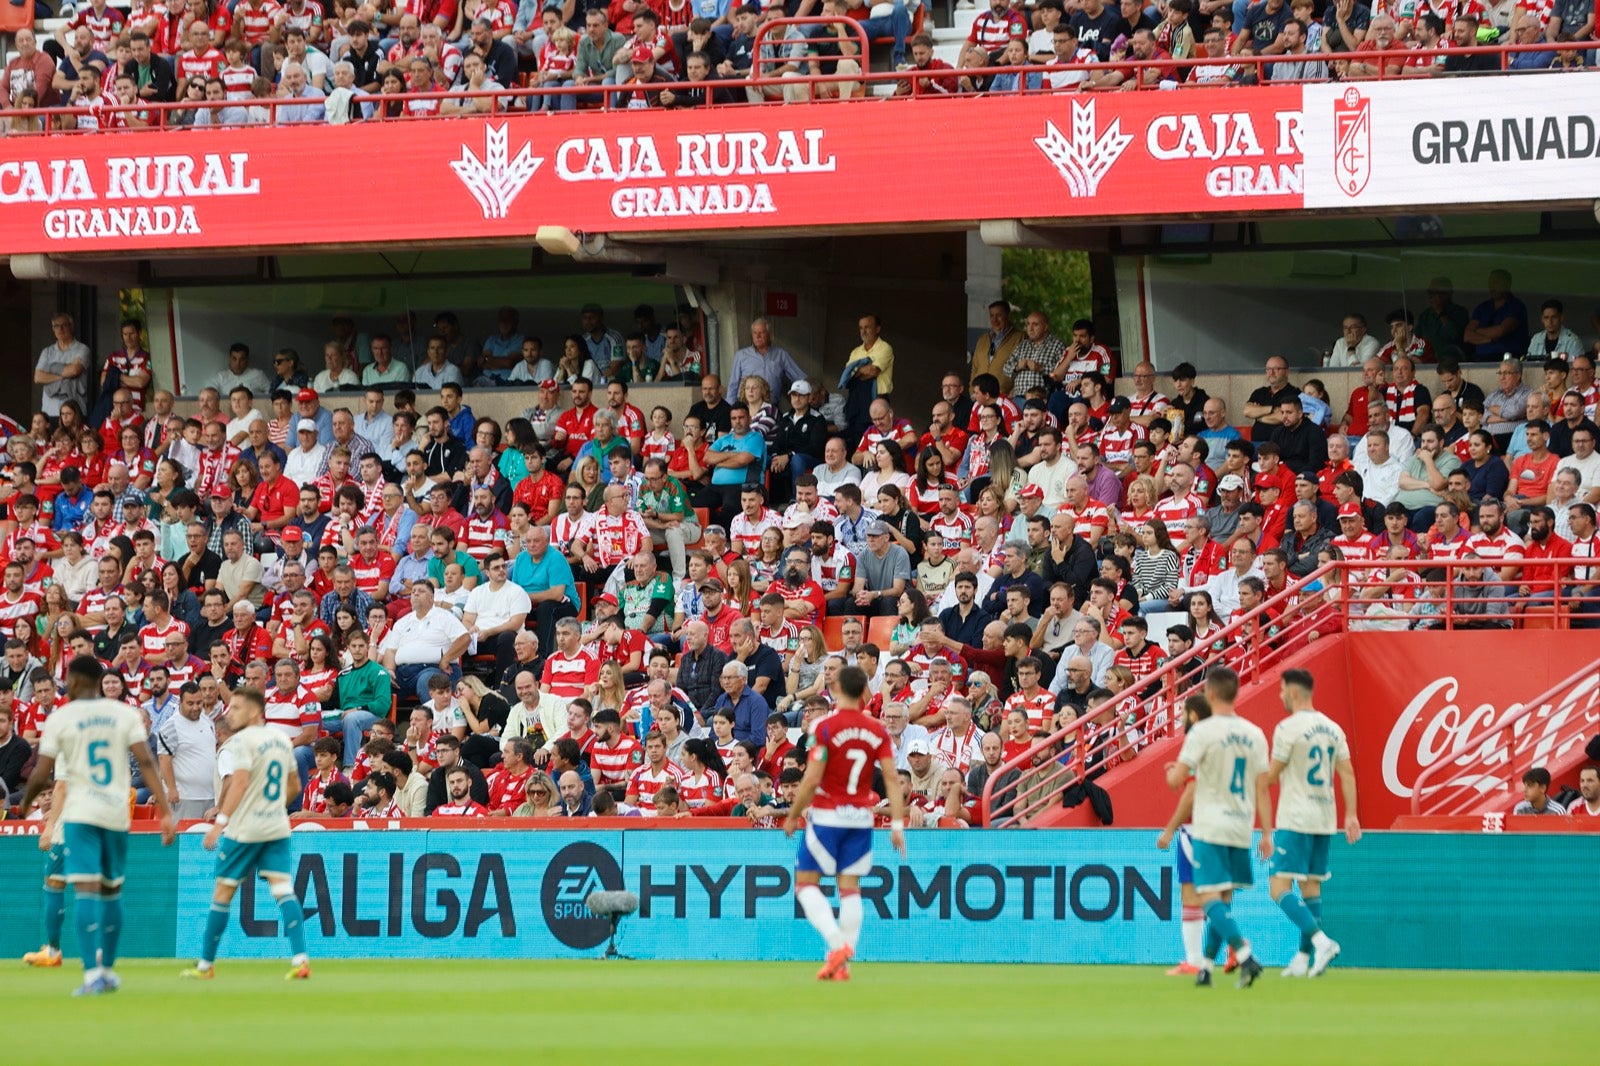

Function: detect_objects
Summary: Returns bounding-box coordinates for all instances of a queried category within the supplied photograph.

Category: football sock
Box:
[74,896,100,973]
[838,891,863,951]
[43,885,65,950]
[1303,896,1324,954]
[201,903,230,966]
[1278,894,1320,942]
[1201,923,1222,968]
[797,885,844,952]
[276,897,309,960]
[1180,906,1204,967]
[1203,899,1244,951]
[99,893,123,969]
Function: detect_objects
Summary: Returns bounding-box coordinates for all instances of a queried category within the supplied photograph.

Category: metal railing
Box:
[1408,658,1600,817]
[2,40,1594,135]
[979,556,1600,827]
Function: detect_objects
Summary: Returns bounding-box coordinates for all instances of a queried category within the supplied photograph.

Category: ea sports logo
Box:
[541,842,625,949]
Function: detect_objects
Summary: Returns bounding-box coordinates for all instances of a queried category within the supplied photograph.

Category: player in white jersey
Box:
[182,688,311,981]
[1166,666,1271,988]
[22,782,69,969]
[22,655,176,997]
[1157,694,1213,976]
[1266,669,1360,978]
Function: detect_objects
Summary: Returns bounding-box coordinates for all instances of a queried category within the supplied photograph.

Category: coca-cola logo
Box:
[1382,675,1600,800]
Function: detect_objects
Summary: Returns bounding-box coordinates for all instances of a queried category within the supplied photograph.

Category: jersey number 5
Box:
[87,741,113,787]
[843,749,869,793]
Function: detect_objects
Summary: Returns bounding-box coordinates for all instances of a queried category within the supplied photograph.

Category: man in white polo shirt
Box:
[462,552,532,676]
[379,581,472,701]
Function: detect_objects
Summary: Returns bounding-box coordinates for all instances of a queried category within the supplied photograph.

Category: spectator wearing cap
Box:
[852,520,911,617]
[283,419,326,486]
[614,42,672,105]
[1204,473,1248,541]
[1097,396,1140,474]
[292,386,334,441]
[771,380,829,498]
[1253,476,1289,549]
[1291,470,1337,533]
[1526,300,1585,360]
[1242,355,1298,440]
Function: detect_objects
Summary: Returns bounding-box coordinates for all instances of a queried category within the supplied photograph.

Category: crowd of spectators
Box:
[4,271,1596,830]
[3,0,1592,132]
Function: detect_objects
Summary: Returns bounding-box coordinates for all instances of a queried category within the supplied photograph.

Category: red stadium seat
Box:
[866,614,897,648]
[820,614,863,652]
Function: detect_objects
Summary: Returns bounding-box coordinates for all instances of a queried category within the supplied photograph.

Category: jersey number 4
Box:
[1228,756,1246,798]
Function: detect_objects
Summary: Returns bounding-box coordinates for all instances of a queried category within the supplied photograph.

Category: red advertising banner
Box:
[1342,631,1600,826]
[0,88,1306,255]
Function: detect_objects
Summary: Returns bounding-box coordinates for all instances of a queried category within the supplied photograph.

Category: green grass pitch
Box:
[7,959,1594,1064]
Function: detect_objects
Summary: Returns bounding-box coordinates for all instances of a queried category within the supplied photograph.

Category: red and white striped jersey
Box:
[783,497,839,525]
[70,3,126,50]
[1153,492,1206,539]
[1424,528,1472,561]
[729,508,781,556]
[233,0,281,44]
[462,511,509,561]
[0,590,41,634]
[1331,533,1380,563]
[264,683,320,739]
[1126,392,1170,421]
[540,648,598,700]
[1004,689,1056,735]
[929,508,975,547]
[1059,344,1113,390]
[176,47,225,82]
[278,0,325,34]
[966,7,1027,49]
[756,619,799,658]
[907,475,960,516]
[591,735,644,789]
[18,563,53,600]
[3,522,59,560]
[301,769,348,814]
[627,760,685,808]
[610,403,646,439]
[578,511,649,566]
[641,431,677,464]
[220,64,257,100]
[433,801,488,817]
[1113,640,1166,683]
[551,510,589,552]
[676,769,722,807]
[138,617,189,662]
[857,419,914,466]
[1463,529,1525,565]
[1062,499,1114,541]
[348,551,396,597]
[810,544,855,593]
[1098,424,1143,467]
[83,519,125,560]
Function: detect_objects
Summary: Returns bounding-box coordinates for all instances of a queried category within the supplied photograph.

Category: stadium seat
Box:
[1144,611,1186,646]
[820,614,863,651]
[688,507,709,550]
[866,614,897,648]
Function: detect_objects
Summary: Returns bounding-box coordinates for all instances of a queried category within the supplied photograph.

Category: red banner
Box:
[0,89,1305,255]
[1343,631,1600,826]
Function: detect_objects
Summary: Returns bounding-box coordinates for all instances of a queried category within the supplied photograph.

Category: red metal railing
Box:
[981,559,1342,827]
[1408,658,1600,817]
[980,556,1600,827]
[3,40,1594,135]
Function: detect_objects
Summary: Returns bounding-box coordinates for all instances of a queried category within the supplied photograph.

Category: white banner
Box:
[1301,77,1600,209]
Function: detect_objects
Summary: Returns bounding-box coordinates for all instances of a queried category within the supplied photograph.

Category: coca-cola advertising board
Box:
[1343,632,1600,826]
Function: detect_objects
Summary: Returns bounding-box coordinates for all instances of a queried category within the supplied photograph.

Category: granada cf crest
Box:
[1333,87,1371,198]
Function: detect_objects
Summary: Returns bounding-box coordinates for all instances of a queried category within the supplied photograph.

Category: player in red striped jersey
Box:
[784,666,906,981]
[0,565,43,638]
